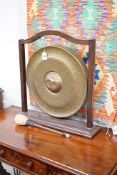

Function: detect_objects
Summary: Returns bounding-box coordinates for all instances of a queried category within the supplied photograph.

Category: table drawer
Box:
[0,145,47,175]
[0,145,73,175]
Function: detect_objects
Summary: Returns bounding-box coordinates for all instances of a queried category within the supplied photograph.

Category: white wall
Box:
[0,0,27,107]
[0,1,27,173]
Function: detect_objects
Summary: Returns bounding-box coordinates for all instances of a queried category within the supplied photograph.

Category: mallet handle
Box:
[27,120,70,138]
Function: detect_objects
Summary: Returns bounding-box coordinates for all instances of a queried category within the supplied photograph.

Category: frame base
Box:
[22,109,101,138]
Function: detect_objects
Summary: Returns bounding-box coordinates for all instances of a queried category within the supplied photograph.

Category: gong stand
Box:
[19,30,100,138]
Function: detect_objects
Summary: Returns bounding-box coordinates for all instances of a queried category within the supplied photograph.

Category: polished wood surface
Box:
[0,106,117,175]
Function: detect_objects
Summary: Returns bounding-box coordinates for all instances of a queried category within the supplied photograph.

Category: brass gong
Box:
[27,46,87,118]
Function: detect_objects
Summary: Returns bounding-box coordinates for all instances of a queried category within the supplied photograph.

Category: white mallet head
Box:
[14,114,28,125]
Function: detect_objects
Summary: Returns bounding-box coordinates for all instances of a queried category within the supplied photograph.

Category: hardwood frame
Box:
[19,30,97,135]
[0,88,3,109]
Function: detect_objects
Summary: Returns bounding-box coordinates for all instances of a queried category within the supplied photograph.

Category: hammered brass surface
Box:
[45,71,63,93]
[27,46,87,118]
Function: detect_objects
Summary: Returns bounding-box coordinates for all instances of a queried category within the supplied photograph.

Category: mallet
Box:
[14,114,70,138]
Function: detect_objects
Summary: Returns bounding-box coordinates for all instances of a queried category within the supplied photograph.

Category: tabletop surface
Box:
[0,106,117,175]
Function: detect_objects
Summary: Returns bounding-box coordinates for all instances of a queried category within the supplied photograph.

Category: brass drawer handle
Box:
[0,149,5,156]
[25,161,33,169]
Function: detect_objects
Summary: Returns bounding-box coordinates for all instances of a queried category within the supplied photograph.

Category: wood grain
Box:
[0,106,117,175]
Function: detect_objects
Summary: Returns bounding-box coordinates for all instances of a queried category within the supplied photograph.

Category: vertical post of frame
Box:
[19,40,27,112]
[87,39,96,128]
[0,88,3,109]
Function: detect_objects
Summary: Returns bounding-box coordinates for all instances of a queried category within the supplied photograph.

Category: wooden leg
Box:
[0,162,11,175]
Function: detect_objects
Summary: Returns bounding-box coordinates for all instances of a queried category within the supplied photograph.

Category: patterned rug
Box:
[27,0,117,125]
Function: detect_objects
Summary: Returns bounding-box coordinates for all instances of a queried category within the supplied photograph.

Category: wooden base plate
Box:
[21,109,101,138]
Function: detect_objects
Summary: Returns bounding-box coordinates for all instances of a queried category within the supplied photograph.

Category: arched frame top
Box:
[21,30,93,45]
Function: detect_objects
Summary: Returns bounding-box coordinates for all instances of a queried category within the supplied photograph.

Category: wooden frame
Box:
[0,88,3,109]
[19,30,100,138]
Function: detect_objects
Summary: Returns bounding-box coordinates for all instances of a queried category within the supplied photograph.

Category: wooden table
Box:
[0,106,117,175]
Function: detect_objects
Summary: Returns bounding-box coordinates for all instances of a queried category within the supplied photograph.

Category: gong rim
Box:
[27,45,87,118]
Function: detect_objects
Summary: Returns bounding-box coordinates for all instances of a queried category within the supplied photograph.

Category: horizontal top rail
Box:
[21,30,94,45]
